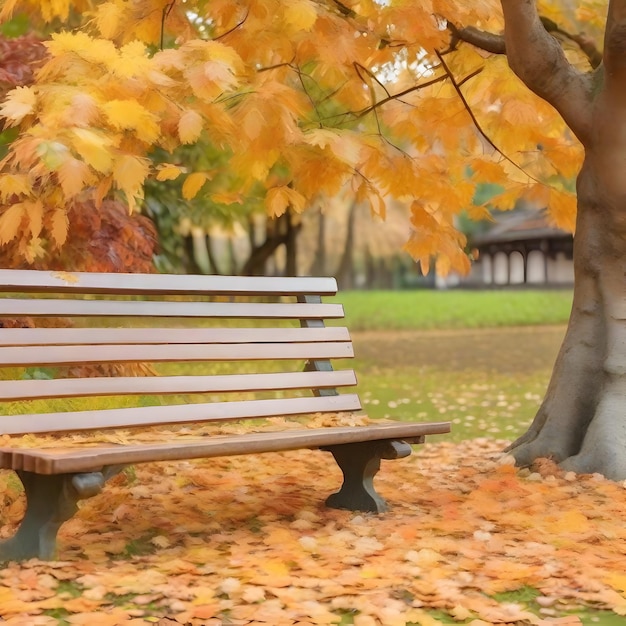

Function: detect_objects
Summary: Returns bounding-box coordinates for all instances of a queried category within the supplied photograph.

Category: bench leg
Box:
[0,470,106,562]
[322,440,412,513]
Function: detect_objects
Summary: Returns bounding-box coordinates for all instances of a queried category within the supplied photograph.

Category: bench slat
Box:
[0,299,344,319]
[0,270,339,296]
[0,393,362,435]
[0,370,358,401]
[0,326,351,346]
[0,421,452,474]
[0,341,354,367]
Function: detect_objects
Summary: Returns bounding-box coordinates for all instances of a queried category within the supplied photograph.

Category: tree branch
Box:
[213,11,249,41]
[500,0,594,145]
[329,0,355,18]
[447,23,505,55]
[446,17,602,70]
[539,16,603,69]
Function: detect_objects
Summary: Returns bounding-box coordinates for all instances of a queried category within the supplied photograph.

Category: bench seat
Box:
[0,268,450,562]
[1,421,449,474]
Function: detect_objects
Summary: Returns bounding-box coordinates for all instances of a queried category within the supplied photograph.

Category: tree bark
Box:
[336,202,357,290]
[285,209,298,276]
[501,0,626,479]
[309,208,327,276]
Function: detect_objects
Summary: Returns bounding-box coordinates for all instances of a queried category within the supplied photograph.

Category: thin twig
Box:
[214,11,250,41]
[258,61,294,73]
[353,72,453,119]
[434,50,542,185]
[293,65,324,128]
[160,1,176,50]
[353,62,392,98]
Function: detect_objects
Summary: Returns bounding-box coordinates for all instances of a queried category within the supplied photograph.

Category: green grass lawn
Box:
[329,288,573,331]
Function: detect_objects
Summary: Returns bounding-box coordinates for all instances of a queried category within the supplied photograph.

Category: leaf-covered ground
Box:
[2,436,626,626]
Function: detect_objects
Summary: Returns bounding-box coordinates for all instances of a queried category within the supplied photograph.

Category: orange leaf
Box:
[178,109,204,144]
[182,172,209,200]
[0,203,25,244]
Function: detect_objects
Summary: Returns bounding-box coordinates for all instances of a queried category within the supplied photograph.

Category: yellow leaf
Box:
[95,175,113,207]
[549,509,590,534]
[47,32,117,68]
[71,128,113,173]
[182,172,209,200]
[58,158,95,198]
[306,128,362,167]
[24,200,44,238]
[49,207,69,247]
[183,41,243,99]
[502,99,540,126]
[210,192,243,205]
[549,188,577,233]
[259,559,290,577]
[265,186,306,218]
[283,0,317,30]
[489,185,525,211]
[113,155,150,207]
[0,203,25,244]
[265,187,289,218]
[66,93,100,128]
[524,183,551,207]
[52,271,79,284]
[242,107,265,141]
[94,1,123,39]
[0,174,32,201]
[101,100,160,144]
[117,40,152,79]
[178,110,204,144]
[156,164,183,181]
[0,86,37,126]
[470,158,508,185]
[356,180,386,219]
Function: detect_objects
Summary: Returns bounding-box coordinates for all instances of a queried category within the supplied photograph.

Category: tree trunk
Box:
[309,208,327,276]
[182,235,205,275]
[240,211,302,276]
[336,202,357,290]
[499,0,626,479]
[285,209,298,276]
[509,155,626,479]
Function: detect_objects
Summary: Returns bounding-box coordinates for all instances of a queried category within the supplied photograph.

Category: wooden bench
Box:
[0,269,450,561]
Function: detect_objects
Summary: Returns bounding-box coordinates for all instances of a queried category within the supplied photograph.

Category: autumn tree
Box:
[0,1,622,476]
[0,30,157,272]
[484,0,625,479]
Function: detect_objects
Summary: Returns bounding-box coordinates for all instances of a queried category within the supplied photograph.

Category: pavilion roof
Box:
[471,209,572,247]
